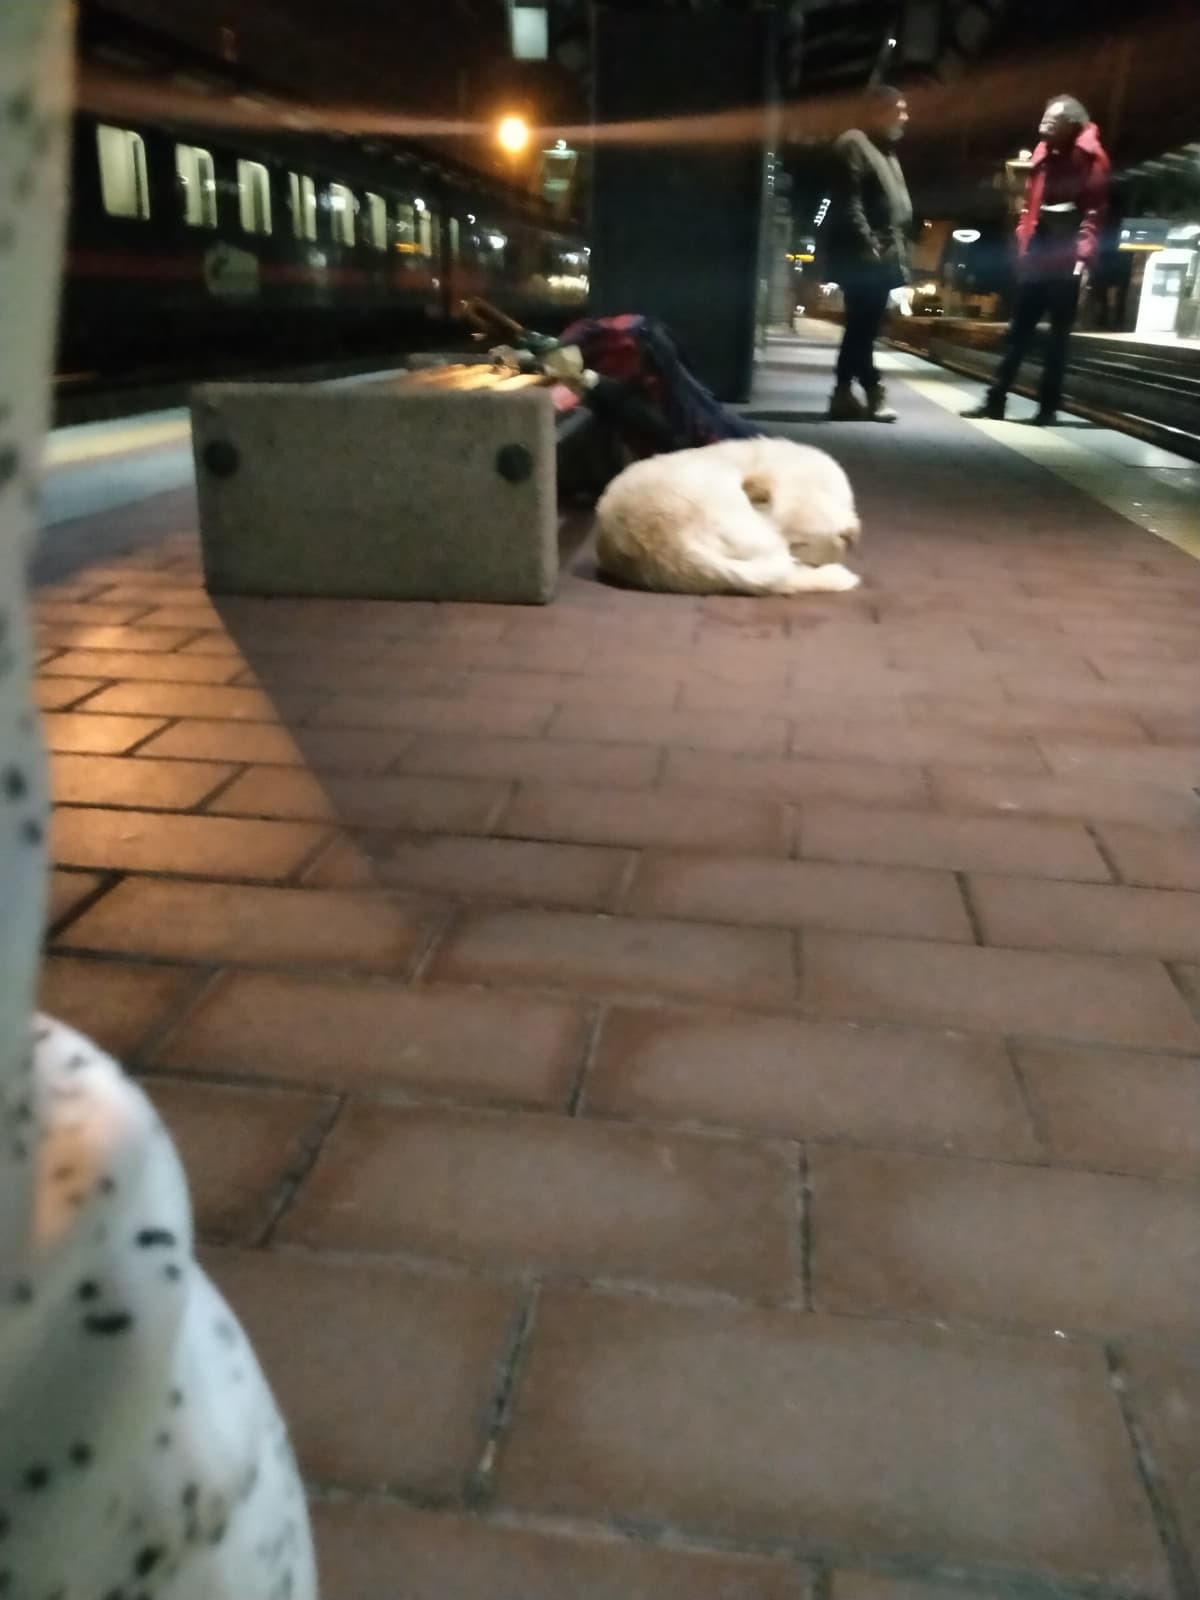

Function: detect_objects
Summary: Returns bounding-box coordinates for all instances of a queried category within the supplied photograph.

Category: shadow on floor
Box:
[557,508,597,572]
[739,409,834,425]
[34,486,199,586]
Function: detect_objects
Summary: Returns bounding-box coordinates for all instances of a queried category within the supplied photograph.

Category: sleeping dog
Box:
[594,437,862,597]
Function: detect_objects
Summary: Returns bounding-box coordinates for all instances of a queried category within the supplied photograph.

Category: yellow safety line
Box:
[901,373,1200,561]
[44,419,191,468]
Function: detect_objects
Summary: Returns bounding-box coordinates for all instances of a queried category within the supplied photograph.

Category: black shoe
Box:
[828,383,868,421]
[866,383,898,423]
[1026,408,1058,426]
[961,396,1005,421]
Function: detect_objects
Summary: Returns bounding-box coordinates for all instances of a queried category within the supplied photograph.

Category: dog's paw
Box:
[807,563,861,592]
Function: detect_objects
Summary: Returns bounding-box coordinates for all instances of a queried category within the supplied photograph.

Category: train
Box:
[59,102,590,380]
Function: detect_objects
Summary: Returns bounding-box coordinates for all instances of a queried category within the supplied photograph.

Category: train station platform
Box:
[33,324,1200,1598]
[891,316,1200,468]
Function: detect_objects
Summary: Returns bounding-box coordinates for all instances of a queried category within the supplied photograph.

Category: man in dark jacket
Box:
[964,95,1110,424]
[826,84,913,423]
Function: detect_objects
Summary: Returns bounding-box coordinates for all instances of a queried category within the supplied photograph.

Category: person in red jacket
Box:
[963,95,1110,424]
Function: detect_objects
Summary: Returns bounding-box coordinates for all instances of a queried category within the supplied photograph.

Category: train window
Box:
[176,144,217,228]
[237,159,272,235]
[417,205,434,258]
[363,192,387,251]
[96,124,150,219]
[328,182,356,247]
[395,202,416,251]
[288,172,318,241]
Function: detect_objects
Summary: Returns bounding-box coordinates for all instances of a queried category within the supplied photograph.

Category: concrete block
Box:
[190,384,558,604]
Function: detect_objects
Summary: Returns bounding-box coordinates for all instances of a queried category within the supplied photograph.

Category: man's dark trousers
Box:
[836,281,893,389]
[990,276,1080,414]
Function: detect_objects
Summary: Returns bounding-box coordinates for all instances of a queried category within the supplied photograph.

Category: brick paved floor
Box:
[34,330,1200,1598]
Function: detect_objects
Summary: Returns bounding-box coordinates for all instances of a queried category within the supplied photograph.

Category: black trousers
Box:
[836,282,892,388]
[991,276,1080,413]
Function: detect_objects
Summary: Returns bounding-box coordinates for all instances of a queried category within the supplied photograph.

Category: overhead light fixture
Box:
[952,227,981,243]
[510,3,548,60]
[497,115,530,155]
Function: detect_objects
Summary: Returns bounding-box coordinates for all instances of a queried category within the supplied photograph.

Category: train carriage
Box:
[61,103,589,378]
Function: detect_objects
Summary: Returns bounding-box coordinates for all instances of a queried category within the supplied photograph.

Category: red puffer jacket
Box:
[1015,122,1110,279]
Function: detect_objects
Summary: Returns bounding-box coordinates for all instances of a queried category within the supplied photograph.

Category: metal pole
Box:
[1106,33,1133,152]
[868,27,898,88]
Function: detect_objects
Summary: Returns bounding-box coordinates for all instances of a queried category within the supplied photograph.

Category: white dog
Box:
[594,437,862,597]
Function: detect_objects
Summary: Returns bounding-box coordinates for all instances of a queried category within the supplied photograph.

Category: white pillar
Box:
[0,10,317,1596]
[0,0,70,1283]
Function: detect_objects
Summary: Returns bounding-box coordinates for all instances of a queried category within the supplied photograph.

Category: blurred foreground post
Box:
[0,7,318,1596]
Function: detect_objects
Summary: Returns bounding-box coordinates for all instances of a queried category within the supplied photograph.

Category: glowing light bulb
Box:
[497,115,530,155]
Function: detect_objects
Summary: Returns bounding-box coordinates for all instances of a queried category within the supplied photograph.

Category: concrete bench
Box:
[190,364,594,605]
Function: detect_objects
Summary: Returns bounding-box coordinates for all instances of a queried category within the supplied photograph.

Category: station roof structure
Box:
[79,0,1198,209]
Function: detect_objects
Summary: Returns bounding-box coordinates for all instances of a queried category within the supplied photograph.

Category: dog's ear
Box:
[742,472,772,508]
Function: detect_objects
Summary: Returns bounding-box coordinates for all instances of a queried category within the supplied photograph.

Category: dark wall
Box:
[588,9,772,403]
